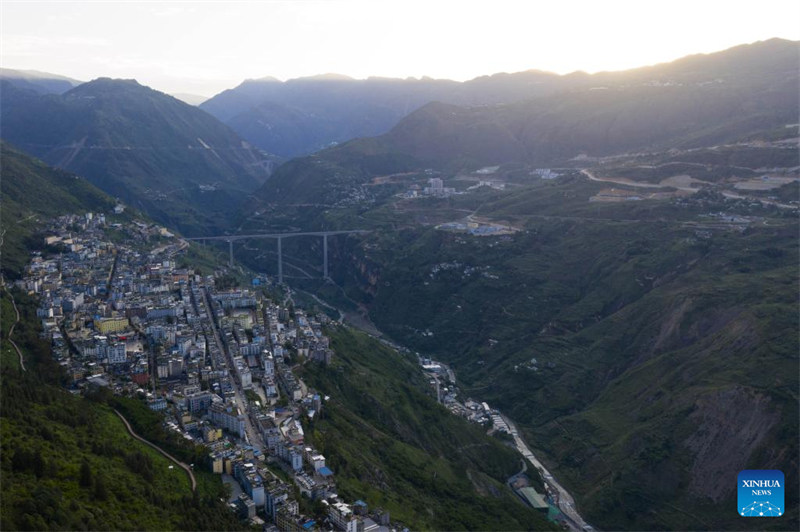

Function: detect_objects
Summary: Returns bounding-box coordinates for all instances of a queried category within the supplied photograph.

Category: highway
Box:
[502,414,593,532]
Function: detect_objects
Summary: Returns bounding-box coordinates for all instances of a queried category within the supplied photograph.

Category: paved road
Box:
[2,285,26,371]
[201,286,266,451]
[113,409,197,492]
[502,414,592,531]
[582,168,796,210]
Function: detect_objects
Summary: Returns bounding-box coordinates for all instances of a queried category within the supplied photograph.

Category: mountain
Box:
[0,286,240,531]
[202,39,798,159]
[255,38,799,206]
[201,75,459,157]
[301,327,556,530]
[0,141,117,278]
[344,186,798,531]
[171,92,209,106]
[200,70,574,158]
[0,78,277,235]
[0,68,82,94]
[230,38,799,531]
[237,152,799,530]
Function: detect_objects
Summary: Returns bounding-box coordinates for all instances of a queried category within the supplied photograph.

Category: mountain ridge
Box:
[0,77,277,235]
[253,38,799,206]
[202,38,799,158]
[0,67,82,94]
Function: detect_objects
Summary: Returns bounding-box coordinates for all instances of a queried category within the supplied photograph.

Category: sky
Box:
[2,0,799,97]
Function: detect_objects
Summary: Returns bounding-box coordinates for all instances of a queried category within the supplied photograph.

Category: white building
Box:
[264,353,275,376]
[311,454,326,473]
[106,342,127,365]
[209,402,246,438]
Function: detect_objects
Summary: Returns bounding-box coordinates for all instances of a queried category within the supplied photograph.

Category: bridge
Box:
[185,230,370,283]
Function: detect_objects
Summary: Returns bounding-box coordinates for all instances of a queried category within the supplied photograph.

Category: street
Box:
[502,414,593,532]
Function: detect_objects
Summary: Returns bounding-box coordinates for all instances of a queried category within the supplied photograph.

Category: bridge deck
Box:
[185,230,370,241]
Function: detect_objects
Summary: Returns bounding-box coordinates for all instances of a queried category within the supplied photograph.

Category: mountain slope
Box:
[0,68,82,94]
[232,38,799,531]
[301,327,556,531]
[0,141,116,278]
[254,39,799,206]
[0,78,276,235]
[204,39,798,159]
[201,71,574,157]
[0,288,241,531]
[250,173,798,530]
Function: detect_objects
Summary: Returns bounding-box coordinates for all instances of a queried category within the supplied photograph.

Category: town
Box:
[11,208,595,532]
[15,212,396,532]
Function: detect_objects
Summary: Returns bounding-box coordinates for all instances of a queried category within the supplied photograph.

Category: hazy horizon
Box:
[2,0,799,97]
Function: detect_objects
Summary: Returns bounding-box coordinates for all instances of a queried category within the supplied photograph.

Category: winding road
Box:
[113,409,197,492]
[582,168,796,209]
[2,285,26,371]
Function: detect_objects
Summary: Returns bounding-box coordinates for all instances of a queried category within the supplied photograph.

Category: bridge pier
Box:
[185,230,369,284]
[277,237,283,284]
[323,234,328,279]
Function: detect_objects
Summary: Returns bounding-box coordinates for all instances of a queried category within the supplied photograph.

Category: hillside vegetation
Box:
[0,78,275,235]
[300,327,555,531]
[235,140,798,530]
[0,289,242,531]
[0,141,116,278]
[328,185,799,530]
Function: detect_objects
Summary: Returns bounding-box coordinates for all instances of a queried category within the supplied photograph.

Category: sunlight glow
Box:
[2,0,798,96]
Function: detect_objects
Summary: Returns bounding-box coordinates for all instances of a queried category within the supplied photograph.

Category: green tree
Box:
[93,474,108,501]
[79,460,92,488]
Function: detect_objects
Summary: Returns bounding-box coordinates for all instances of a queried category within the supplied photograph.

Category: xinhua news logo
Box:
[738,470,784,517]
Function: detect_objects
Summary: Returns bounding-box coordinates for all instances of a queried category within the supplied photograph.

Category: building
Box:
[96,317,129,334]
[186,391,213,413]
[328,502,361,532]
[210,452,224,474]
[106,342,127,364]
[209,402,246,438]
[276,507,312,532]
[310,454,326,473]
[234,462,266,506]
[290,448,303,471]
[517,487,549,513]
[236,494,256,520]
[264,353,275,376]
[204,426,223,443]
[148,397,167,411]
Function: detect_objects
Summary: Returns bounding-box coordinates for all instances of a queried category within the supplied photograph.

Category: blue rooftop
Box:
[318,466,333,477]
[302,520,316,529]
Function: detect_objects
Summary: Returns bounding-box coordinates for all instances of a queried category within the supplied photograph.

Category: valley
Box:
[1,36,798,532]
[228,105,798,530]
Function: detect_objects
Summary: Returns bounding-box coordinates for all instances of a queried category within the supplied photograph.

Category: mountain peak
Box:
[292,73,355,82]
[240,76,281,85]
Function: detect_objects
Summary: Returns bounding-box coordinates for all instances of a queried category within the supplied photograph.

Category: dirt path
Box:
[113,409,197,492]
